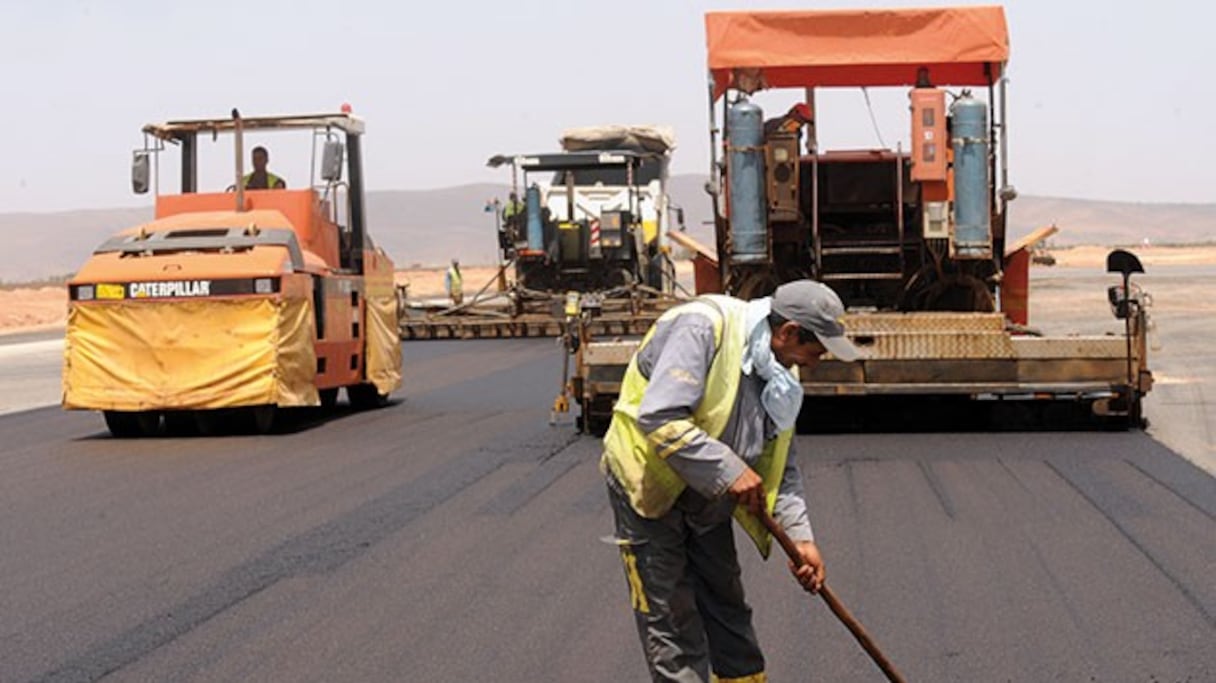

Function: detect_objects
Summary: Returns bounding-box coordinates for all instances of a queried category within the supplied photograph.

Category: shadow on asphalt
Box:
[795,395,1136,434]
[575,397,1138,438]
[74,399,406,440]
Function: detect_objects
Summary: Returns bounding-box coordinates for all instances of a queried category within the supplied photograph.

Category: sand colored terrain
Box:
[394,266,506,299]
[2,245,1213,336]
[1048,244,1216,269]
[0,269,512,336]
[0,287,67,335]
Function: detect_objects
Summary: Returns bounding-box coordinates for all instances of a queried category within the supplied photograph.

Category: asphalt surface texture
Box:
[1,332,1213,683]
[2,264,1215,681]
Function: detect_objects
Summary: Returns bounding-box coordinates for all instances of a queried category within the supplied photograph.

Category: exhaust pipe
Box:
[232,108,245,212]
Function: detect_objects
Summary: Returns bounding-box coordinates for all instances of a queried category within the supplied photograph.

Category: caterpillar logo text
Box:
[129,280,212,298]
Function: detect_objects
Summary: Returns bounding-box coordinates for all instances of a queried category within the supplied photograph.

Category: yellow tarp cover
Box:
[361,247,403,396]
[707,6,1009,96]
[63,297,318,411]
[364,290,402,395]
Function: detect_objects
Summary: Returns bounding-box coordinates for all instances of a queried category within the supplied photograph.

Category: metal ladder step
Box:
[820,273,905,281]
[821,246,903,256]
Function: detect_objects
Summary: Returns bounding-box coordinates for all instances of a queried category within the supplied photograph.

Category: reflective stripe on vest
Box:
[600,295,794,558]
[242,172,281,189]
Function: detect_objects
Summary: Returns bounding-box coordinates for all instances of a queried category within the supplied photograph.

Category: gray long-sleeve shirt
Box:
[633,309,815,543]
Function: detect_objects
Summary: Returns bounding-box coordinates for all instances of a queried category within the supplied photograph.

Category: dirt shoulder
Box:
[0,287,67,337]
[1047,244,1216,269]
[395,266,504,299]
[3,245,1214,337]
[0,268,510,338]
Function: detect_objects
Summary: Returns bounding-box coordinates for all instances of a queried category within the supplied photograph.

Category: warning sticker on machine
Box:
[129,280,212,298]
[95,284,125,300]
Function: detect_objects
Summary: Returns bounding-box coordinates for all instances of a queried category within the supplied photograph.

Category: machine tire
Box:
[585,415,611,437]
[249,405,277,434]
[163,411,197,436]
[581,396,615,436]
[192,410,221,437]
[732,267,780,300]
[902,272,995,313]
[104,410,162,438]
[347,383,389,410]
[319,388,339,409]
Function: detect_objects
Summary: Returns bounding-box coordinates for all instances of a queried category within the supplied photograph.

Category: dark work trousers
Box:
[607,474,766,682]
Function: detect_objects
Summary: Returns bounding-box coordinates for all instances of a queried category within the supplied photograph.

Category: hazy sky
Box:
[1,0,1212,212]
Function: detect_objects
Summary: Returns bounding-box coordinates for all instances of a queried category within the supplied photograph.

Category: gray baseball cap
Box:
[771,280,864,361]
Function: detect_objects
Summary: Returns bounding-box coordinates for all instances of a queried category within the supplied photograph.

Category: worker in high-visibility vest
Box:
[502,191,525,223]
[764,102,816,156]
[500,191,525,247]
[242,146,287,190]
[444,258,463,306]
[601,280,863,682]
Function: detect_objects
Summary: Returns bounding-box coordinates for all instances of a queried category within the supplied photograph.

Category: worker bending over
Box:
[601,280,863,682]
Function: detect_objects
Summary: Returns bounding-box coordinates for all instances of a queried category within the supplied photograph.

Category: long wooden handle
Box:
[759,511,907,683]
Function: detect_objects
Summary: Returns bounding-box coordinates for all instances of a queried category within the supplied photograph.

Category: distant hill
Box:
[0,188,514,282]
[365,183,507,268]
[0,177,1211,281]
[0,207,153,283]
[1001,196,1215,247]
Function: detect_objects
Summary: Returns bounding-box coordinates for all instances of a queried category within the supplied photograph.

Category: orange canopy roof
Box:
[706,6,1009,97]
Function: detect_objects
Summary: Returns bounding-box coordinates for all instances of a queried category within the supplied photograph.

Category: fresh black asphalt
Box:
[1,339,1213,681]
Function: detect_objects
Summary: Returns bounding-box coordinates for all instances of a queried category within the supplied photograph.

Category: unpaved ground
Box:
[0,287,66,334]
[2,246,1212,336]
[0,270,510,337]
[1048,244,1216,269]
[394,265,505,300]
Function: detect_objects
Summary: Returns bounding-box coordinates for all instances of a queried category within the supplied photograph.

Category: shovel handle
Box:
[759,511,907,683]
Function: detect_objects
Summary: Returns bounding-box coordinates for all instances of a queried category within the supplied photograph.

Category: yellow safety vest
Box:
[242,172,282,189]
[447,266,463,293]
[601,295,794,558]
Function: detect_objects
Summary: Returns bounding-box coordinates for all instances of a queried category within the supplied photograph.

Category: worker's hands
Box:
[727,467,765,516]
[789,541,825,594]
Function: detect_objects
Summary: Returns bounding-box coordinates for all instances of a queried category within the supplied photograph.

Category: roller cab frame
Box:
[63,111,402,437]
